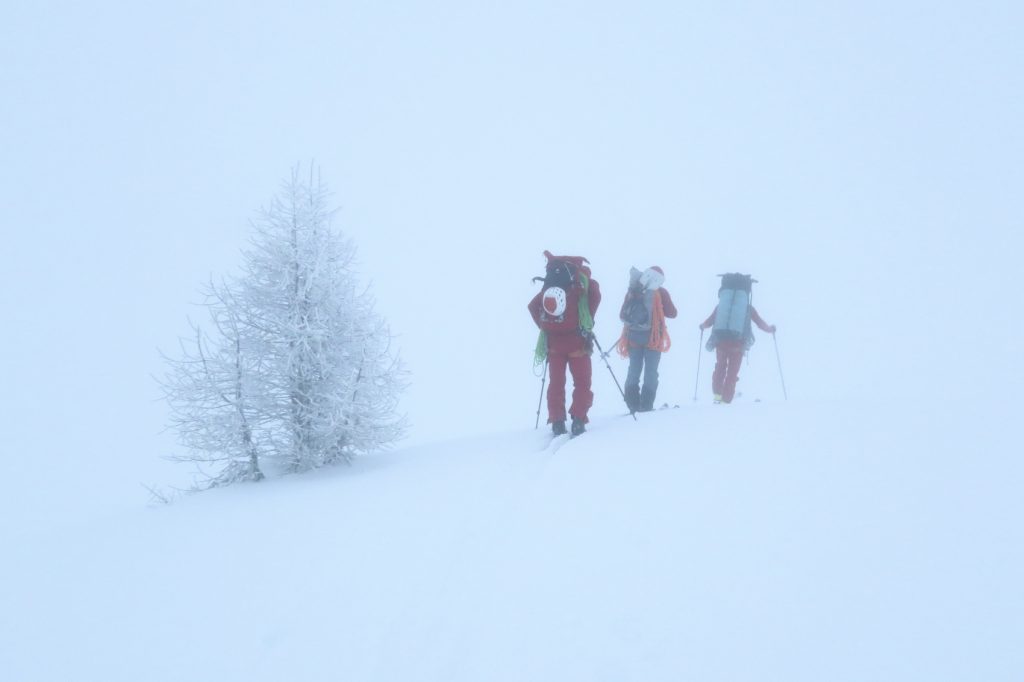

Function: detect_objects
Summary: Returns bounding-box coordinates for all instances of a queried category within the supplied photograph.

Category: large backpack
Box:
[534,251,592,322]
[542,258,578,291]
[711,273,756,343]
[533,251,594,364]
[622,296,648,326]
[621,266,664,327]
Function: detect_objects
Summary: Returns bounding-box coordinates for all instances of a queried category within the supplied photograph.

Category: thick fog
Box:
[1,2,1020,523]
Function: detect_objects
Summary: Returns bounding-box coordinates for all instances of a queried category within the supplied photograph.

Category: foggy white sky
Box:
[1,2,1021,520]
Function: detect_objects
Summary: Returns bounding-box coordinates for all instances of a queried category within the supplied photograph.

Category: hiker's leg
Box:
[712,347,728,397]
[624,345,643,411]
[546,352,569,423]
[722,345,744,403]
[639,349,662,410]
[567,353,594,422]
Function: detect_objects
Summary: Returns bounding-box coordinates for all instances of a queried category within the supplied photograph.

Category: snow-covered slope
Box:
[3,398,1020,681]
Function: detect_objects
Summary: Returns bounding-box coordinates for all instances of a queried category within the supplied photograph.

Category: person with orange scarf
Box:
[616,266,677,413]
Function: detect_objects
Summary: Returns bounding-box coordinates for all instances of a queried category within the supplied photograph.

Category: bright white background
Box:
[1,1,1021,524]
[2,4,1023,680]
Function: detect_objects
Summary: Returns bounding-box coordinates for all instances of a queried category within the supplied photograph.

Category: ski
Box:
[547,433,571,452]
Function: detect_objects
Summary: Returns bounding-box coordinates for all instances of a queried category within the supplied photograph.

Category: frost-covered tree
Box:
[161,282,266,483]
[161,168,407,485]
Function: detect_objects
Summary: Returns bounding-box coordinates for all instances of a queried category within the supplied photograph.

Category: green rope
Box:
[577,273,594,332]
[534,331,547,367]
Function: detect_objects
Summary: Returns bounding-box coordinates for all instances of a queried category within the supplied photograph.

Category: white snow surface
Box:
[3,398,1020,681]
[2,3,1022,680]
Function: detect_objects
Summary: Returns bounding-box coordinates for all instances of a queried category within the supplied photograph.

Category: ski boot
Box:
[570,417,586,438]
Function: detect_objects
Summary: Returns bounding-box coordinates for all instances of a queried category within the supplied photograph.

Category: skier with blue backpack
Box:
[699,273,776,404]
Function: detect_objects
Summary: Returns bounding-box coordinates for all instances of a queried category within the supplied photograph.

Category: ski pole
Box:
[772,332,788,401]
[534,357,548,429]
[589,333,637,421]
[693,328,704,402]
[598,336,619,360]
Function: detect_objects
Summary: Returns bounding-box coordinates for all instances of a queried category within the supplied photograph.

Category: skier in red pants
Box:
[529,252,601,437]
[699,294,775,404]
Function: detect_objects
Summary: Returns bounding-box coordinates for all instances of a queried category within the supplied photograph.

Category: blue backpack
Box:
[710,273,756,345]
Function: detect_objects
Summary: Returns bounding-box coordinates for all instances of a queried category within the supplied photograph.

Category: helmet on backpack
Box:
[638,266,665,291]
[543,286,567,316]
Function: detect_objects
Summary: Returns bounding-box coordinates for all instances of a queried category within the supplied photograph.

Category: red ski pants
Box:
[546,351,593,424]
[712,341,745,404]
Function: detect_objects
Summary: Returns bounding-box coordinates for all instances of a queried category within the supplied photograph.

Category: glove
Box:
[768,325,777,334]
[699,323,710,331]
